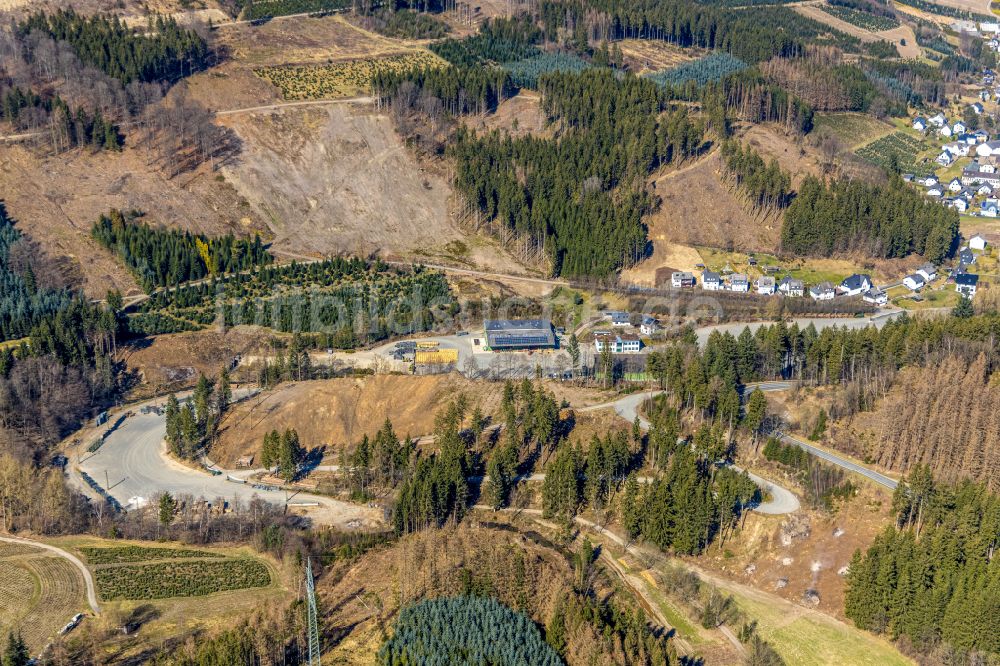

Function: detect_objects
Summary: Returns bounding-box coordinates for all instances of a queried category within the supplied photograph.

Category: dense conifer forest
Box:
[0,204,75,343]
[378,596,564,665]
[449,69,703,277]
[781,176,959,261]
[845,467,1000,660]
[91,210,271,292]
[17,10,209,85]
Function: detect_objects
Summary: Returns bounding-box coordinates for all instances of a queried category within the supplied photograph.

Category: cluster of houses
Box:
[951,20,1000,36]
[671,269,884,303]
[596,310,663,353]
[908,161,1000,213]
[913,113,988,156]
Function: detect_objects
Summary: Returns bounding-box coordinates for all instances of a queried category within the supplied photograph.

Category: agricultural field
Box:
[821,5,900,30]
[813,112,895,148]
[855,132,935,176]
[93,558,273,600]
[81,546,224,564]
[255,51,444,99]
[618,39,702,74]
[0,549,87,653]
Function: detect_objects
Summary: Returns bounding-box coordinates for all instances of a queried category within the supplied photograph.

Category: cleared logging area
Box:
[93,558,273,600]
[256,51,444,99]
[0,556,86,653]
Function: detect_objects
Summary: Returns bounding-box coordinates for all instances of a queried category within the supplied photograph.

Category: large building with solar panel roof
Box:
[484,319,557,350]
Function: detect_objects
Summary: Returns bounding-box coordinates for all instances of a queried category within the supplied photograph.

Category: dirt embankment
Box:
[211,373,616,466]
[211,374,503,465]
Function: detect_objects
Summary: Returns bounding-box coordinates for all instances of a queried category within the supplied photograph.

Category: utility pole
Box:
[306,557,321,666]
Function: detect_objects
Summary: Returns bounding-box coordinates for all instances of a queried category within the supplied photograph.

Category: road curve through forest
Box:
[579,382,801,515]
[0,534,100,614]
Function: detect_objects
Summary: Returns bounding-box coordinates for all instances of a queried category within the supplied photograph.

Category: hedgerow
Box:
[81,546,224,564]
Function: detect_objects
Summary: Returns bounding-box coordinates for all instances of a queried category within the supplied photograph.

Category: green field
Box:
[696,247,863,286]
[726,584,913,665]
[94,558,272,600]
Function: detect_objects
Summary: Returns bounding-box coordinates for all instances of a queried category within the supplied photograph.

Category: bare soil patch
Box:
[218,103,462,260]
[0,143,269,298]
[217,14,422,67]
[618,39,702,74]
[737,123,826,186]
[462,91,550,138]
[698,477,894,619]
[212,374,613,466]
[644,151,780,254]
[124,328,274,397]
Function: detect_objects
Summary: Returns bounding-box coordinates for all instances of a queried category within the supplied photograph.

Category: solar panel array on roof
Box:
[484,319,556,349]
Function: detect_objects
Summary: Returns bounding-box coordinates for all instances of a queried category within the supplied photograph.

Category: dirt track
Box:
[794,2,920,59]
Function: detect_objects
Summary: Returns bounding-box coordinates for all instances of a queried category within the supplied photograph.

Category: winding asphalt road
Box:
[777,432,898,489]
[0,535,100,614]
[580,382,802,515]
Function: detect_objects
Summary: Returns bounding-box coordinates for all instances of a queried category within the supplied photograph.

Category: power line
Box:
[306,556,321,666]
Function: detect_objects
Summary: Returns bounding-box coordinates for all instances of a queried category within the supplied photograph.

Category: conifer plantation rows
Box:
[91,211,271,292]
[377,596,563,665]
[17,10,209,85]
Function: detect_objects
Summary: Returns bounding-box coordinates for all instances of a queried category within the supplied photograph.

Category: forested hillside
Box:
[845,468,1000,660]
[451,70,703,277]
[17,10,209,85]
[781,176,959,261]
[0,204,75,343]
[92,210,271,292]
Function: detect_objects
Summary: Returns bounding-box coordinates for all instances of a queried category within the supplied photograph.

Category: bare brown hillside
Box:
[212,375,615,466]
[645,150,780,253]
[218,104,464,261]
[0,143,269,298]
[831,354,1000,491]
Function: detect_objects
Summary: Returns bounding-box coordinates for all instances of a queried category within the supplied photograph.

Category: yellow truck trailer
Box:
[415,349,458,364]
